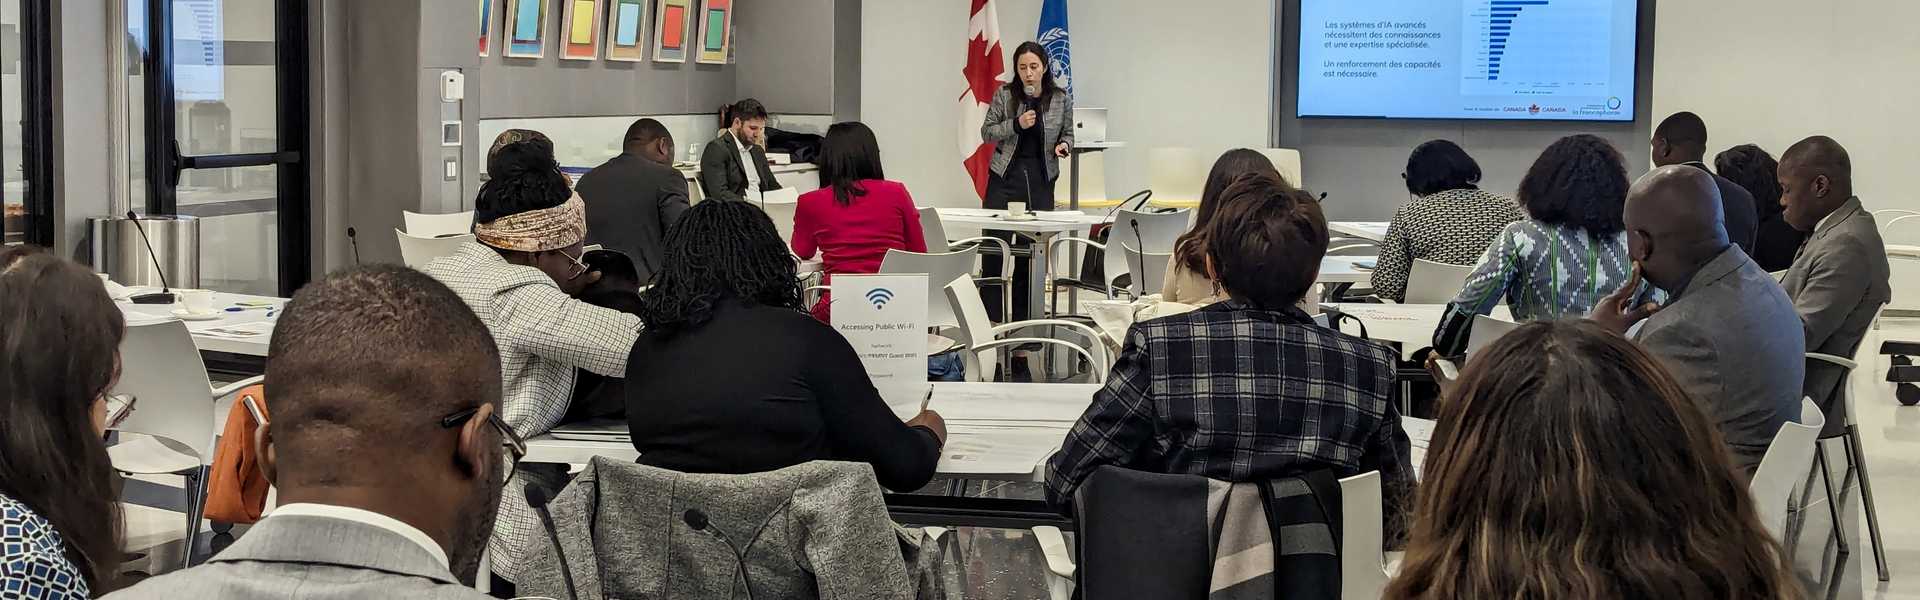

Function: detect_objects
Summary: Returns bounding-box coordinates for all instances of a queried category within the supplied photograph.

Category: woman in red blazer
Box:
[792,122,929,322]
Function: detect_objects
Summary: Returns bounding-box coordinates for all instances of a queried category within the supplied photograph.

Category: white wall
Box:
[1651,0,1920,215]
[861,0,1273,208]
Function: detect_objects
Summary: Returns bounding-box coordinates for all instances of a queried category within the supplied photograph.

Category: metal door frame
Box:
[141,0,310,296]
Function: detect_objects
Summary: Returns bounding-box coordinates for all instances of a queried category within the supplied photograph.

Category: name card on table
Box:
[831,274,929,419]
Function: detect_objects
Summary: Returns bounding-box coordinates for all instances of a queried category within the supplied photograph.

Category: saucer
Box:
[171,309,223,322]
[1002,214,1039,222]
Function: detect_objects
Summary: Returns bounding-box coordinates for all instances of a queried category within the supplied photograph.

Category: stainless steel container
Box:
[89,215,201,289]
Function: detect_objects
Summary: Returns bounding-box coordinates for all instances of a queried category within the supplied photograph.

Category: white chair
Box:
[1402,259,1473,304]
[111,319,263,568]
[1464,314,1519,360]
[1148,147,1205,204]
[1806,350,1891,581]
[1045,209,1187,302]
[945,274,1109,383]
[396,230,473,269]
[917,207,1014,318]
[1338,471,1396,600]
[1119,245,1173,298]
[1048,235,1132,301]
[1115,209,1191,254]
[1259,148,1305,189]
[879,248,980,333]
[761,199,799,249]
[402,210,475,237]
[1751,398,1826,548]
[1033,525,1075,600]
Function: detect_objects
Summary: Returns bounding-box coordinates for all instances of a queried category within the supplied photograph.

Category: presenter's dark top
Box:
[1016,101,1045,161]
[624,298,941,491]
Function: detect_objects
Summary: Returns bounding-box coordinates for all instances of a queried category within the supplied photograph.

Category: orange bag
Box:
[203,386,272,524]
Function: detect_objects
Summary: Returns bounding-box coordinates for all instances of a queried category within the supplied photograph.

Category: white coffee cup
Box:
[177,289,216,314]
[1008,202,1029,217]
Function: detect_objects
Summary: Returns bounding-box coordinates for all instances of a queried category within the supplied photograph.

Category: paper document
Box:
[1402,417,1435,448]
[937,427,1067,475]
[199,321,276,339]
[930,383,1099,425]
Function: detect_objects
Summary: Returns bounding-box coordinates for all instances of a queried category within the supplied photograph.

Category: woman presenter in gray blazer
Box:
[981,41,1074,211]
[979,41,1074,321]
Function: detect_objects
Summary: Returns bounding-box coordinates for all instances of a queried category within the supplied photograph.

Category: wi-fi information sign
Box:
[831,274,929,419]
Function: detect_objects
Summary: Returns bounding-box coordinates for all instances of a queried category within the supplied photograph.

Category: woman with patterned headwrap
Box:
[420,130,642,589]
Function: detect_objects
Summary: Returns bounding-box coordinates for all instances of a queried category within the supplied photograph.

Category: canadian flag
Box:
[958,0,1008,202]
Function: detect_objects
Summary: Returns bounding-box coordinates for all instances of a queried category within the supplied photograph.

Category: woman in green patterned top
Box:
[1432,135,1635,356]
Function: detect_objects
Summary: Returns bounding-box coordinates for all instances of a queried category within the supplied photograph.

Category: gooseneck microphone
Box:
[527,485,578,600]
[124,211,176,305]
[683,508,756,600]
[345,227,362,265]
[1129,219,1149,297]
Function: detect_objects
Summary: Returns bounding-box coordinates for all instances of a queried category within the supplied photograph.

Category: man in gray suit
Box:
[109,265,514,599]
[1778,136,1891,435]
[1593,166,1803,471]
[699,98,783,203]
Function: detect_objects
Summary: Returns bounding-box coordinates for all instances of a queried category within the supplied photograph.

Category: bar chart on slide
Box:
[1460,0,1614,95]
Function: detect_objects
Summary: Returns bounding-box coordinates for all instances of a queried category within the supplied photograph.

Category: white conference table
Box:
[528,382,1101,481]
[117,289,288,357]
[1318,255,1374,285]
[1331,221,1391,243]
[531,381,1438,483]
[935,208,1108,320]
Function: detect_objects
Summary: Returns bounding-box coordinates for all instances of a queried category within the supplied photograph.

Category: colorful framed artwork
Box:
[478,0,495,57]
[652,0,693,64]
[560,0,603,60]
[605,0,646,62]
[504,0,548,59]
[694,0,732,65]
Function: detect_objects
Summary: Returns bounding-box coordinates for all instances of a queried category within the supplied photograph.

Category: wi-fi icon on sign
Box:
[865,288,895,309]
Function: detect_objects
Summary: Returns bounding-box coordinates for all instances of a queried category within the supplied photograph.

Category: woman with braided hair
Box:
[625,200,947,492]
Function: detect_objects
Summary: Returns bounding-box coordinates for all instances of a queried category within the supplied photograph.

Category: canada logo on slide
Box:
[1528,104,1541,115]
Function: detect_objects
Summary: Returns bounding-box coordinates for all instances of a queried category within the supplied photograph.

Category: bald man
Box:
[1778,136,1890,435]
[112,265,509,598]
[1592,166,1802,471]
[1651,112,1758,254]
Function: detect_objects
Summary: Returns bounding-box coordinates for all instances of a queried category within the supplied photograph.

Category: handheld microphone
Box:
[527,485,578,600]
[124,211,176,305]
[345,227,362,265]
[683,508,755,600]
